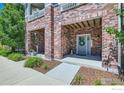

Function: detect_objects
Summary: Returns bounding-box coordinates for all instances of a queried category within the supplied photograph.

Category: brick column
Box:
[25,27,32,54]
[54,6,63,59]
[44,4,54,60]
[102,4,118,66]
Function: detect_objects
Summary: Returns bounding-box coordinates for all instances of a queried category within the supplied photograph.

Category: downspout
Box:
[118,3,122,68]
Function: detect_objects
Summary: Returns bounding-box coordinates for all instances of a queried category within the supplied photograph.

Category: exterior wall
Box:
[62,26,102,57]
[61,4,107,25]
[54,6,63,59]
[102,4,118,65]
[26,16,45,31]
[54,3,118,65]
[25,15,45,53]
[25,3,118,65]
[25,4,54,60]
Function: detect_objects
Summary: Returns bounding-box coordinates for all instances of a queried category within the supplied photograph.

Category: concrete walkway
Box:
[46,63,80,84]
[56,55,104,70]
[0,56,65,85]
[57,55,118,74]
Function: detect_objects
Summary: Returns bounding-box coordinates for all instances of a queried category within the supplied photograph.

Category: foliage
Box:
[24,57,43,68]
[93,80,102,85]
[74,74,83,85]
[0,4,25,51]
[43,64,48,70]
[0,47,10,57]
[111,82,117,85]
[105,6,124,45]
[105,27,124,44]
[8,53,24,61]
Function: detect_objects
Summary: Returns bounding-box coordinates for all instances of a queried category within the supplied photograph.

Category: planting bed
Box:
[71,66,124,85]
[33,60,61,74]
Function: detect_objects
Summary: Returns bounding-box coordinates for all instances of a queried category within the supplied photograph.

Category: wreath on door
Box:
[79,37,85,46]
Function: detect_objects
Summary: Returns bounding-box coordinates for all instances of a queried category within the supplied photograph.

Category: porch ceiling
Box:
[63,18,102,30]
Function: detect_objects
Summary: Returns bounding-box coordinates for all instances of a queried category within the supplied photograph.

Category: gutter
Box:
[118,3,122,68]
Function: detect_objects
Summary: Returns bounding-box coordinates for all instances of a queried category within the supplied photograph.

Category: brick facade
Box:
[61,26,102,57]
[25,3,118,67]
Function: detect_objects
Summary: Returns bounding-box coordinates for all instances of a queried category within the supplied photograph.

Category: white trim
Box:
[76,34,91,56]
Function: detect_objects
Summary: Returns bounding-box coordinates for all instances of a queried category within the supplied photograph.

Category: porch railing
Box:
[61,3,83,11]
[28,9,45,21]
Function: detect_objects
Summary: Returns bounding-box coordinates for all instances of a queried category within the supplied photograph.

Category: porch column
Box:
[54,5,63,59]
[102,4,118,66]
[44,4,54,60]
[25,4,32,54]
[25,29,32,54]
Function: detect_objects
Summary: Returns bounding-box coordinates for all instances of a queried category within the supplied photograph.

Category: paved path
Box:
[57,55,118,74]
[0,56,65,85]
[46,63,80,84]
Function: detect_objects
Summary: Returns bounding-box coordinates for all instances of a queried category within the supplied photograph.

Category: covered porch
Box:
[30,28,45,54]
[61,18,102,60]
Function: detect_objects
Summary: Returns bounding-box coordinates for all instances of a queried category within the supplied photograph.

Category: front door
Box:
[77,34,91,56]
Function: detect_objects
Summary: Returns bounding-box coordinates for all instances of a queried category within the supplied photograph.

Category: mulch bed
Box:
[71,66,124,85]
[33,60,61,74]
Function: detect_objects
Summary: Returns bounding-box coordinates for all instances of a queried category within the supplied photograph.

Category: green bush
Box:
[74,74,83,85]
[93,80,102,85]
[8,53,24,61]
[111,82,117,85]
[43,64,49,70]
[24,57,43,68]
[0,48,10,57]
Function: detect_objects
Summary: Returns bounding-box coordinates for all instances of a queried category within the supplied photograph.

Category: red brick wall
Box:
[61,26,102,57]
[26,16,45,31]
[54,3,118,65]
[26,4,118,65]
[44,5,54,60]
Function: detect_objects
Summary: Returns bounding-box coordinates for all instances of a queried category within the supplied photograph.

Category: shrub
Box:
[111,81,117,85]
[74,74,83,85]
[93,80,102,85]
[8,53,24,61]
[43,64,48,70]
[24,57,43,68]
[0,48,10,57]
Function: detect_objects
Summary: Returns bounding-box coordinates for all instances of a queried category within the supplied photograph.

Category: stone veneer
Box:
[26,3,118,66]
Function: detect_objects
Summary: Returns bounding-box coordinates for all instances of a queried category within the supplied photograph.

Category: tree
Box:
[105,6,124,44]
[0,4,25,51]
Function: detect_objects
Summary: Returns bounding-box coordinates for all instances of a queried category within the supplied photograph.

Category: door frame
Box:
[76,34,91,55]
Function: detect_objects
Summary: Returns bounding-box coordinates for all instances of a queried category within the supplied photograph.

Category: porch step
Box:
[45,63,80,84]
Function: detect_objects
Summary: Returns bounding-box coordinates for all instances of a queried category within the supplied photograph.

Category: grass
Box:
[73,74,83,85]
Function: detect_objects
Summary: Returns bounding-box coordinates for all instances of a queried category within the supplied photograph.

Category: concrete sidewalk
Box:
[46,63,80,84]
[0,56,65,85]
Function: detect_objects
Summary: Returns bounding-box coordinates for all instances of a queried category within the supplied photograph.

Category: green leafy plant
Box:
[8,53,24,61]
[105,7,124,45]
[93,80,102,85]
[43,64,49,70]
[111,81,117,85]
[0,48,11,57]
[24,57,43,68]
[0,4,25,51]
[74,74,83,85]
